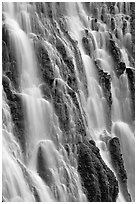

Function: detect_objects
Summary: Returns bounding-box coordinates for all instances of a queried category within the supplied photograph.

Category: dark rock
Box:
[122,19,127,35]
[56,36,79,92]
[108,137,131,201]
[78,141,119,202]
[94,60,112,132]
[57,21,88,96]
[4,92,26,150]
[7,61,19,89]
[109,39,121,64]
[126,67,135,118]
[82,37,90,56]
[67,74,78,93]
[114,28,123,41]
[109,5,116,14]
[8,93,23,122]
[111,18,115,31]
[91,18,99,31]
[2,36,19,89]
[2,41,9,72]
[89,139,96,146]
[116,62,126,77]
[56,37,74,74]
[2,75,13,101]
[55,102,70,133]
[35,40,55,89]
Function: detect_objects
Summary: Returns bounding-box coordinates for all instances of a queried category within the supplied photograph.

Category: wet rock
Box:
[126,67,135,118]
[67,74,78,93]
[107,2,115,15]
[58,20,88,96]
[56,37,74,73]
[2,35,19,89]
[56,102,70,133]
[35,40,55,88]
[108,137,131,201]
[94,60,112,131]
[56,36,79,91]
[9,94,25,148]
[82,37,90,56]
[2,41,9,72]
[52,86,72,135]
[114,28,123,41]
[77,141,119,202]
[108,39,126,77]
[116,62,126,77]
[111,17,115,31]
[109,39,121,65]
[122,19,127,35]
[2,75,13,101]
[91,18,99,31]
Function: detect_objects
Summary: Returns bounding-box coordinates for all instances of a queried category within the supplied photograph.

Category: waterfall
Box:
[2,2,135,202]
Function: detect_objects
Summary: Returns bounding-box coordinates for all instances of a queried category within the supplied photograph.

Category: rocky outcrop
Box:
[77,140,119,202]
[94,61,112,132]
[58,17,88,97]
[108,137,131,201]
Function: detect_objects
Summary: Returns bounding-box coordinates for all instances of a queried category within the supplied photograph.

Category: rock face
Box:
[108,137,131,201]
[126,67,135,119]
[94,61,112,132]
[77,140,119,202]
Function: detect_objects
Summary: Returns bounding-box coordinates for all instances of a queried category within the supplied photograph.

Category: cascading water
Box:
[2,2,135,202]
[2,2,87,202]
